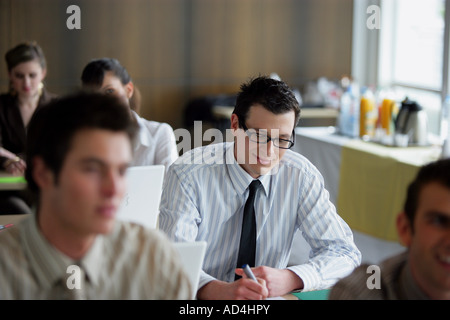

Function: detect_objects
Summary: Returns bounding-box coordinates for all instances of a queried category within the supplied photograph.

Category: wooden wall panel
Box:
[0,0,353,129]
[0,1,12,87]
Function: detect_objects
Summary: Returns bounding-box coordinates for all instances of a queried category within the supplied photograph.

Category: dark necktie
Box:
[235,179,262,279]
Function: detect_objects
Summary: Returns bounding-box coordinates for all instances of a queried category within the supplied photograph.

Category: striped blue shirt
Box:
[159,142,361,291]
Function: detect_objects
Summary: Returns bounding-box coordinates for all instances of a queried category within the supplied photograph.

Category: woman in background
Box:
[0,41,55,174]
[81,58,178,172]
[0,41,56,214]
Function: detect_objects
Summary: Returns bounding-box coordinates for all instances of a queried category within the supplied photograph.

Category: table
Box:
[292,126,346,204]
[0,213,29,228]
[0,172,26,191]
[292,289,330,300]
[293,127,441,241]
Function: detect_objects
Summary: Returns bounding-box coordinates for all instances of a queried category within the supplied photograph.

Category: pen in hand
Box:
[241,264,270,300]
[242,264,257,282]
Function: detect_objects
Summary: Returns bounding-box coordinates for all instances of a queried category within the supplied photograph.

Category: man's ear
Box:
[125,81,134,99]
[230,113,240,136]
[32,156,54,189]
[396,211,413,247]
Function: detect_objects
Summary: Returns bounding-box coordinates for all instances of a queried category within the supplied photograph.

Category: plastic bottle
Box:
[338,85,359,137]
[359,87,377,139]
[441,95,450,142]
[349,85,360,138]
[440,95,450,158]
[381,99,394,134]
[375,87,398,134]
[338,87,351,135]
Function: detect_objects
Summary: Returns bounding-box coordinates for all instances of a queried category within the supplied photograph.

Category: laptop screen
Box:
[173,241,207,298]
[116,165,165,229]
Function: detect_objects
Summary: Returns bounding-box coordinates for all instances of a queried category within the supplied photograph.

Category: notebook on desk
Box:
[173,241,207,298]
[116,165,165,229]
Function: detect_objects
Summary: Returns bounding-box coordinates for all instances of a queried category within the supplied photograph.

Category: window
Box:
[392,0,444,90]
[353,0,449,137]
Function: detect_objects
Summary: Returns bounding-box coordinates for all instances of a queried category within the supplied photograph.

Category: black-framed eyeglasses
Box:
[241,123,295,149]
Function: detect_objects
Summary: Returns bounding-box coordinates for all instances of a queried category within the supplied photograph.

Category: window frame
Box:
[352,0,450,136]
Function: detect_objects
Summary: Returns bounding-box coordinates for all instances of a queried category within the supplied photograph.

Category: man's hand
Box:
[235,266,304,297]
[197,277,269,300]
[3,157,26,175]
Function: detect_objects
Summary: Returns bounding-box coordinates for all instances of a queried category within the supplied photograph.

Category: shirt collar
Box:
[132,111,152,148]
[20,214,104,289]
[79,233,104,286]
[21,215,74,289]
[225,142,271,196]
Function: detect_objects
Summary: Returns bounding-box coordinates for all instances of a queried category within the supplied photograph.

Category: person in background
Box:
[0,92,192,299]
[129,84,142,114]
[159,76,361,300]
[329,158,450,300]
[0,41,56,215]
[81,58,178,172]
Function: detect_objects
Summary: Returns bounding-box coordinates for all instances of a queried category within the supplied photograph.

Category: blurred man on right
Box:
[330,158,450,300]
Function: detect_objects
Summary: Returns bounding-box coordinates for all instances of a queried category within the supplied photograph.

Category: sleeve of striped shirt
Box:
[159,165,200,242]
[287,168,362,291]
[159,164,220,289]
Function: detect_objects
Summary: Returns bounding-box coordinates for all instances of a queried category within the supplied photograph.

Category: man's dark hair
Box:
[81,58,131,88]
[25,92,138,195]
[404,158,450,226]
[232,76,301,128]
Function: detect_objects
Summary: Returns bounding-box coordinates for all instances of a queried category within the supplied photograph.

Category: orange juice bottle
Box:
[359,87,377,138]
[380,98,396,135]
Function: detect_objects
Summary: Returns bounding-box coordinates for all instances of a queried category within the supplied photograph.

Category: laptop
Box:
[173,241,207,298]
[116,165,165,229]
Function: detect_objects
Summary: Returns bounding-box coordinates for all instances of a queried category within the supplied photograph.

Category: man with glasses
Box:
[159,76,361,300]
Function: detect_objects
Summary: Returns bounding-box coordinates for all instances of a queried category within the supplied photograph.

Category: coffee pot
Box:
[394,97,428,146]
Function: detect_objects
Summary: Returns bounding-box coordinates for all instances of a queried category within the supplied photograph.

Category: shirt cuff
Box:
[287,264,322,292]
[198,270,217,291]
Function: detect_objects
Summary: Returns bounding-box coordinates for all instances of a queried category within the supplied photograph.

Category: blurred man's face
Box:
[40,128,132,237]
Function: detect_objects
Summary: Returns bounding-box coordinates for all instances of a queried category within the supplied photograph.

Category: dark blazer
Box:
[0,89,56,167]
